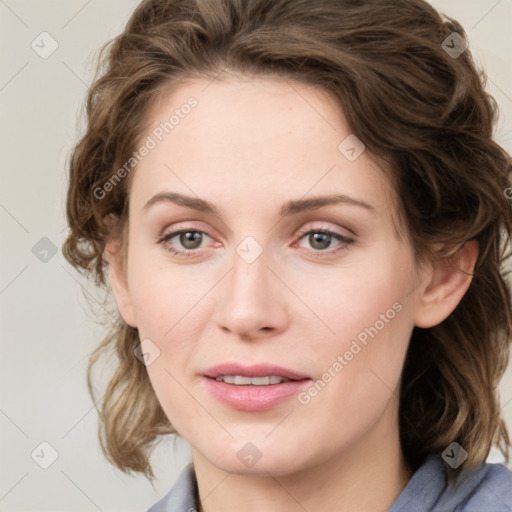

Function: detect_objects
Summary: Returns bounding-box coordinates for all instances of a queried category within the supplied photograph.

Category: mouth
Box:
[202,362,311,383]
[212,375,292,385]
[201,363,312,411]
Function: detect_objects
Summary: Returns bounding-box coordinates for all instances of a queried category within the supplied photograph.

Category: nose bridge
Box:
[229,234,271,304]
[215,233,285,336]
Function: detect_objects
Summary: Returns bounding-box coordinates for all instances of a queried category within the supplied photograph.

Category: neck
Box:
[193,402,412,512]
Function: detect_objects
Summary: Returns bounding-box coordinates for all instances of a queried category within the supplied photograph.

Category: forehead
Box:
[129,75,397,223]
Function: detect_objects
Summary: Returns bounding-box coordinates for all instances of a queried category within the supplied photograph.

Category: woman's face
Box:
[114,75,431,476]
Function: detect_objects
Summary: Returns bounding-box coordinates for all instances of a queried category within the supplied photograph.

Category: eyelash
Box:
[156,225,354,258]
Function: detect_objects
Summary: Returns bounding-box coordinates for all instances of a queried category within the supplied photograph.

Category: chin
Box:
[200,436,311,477]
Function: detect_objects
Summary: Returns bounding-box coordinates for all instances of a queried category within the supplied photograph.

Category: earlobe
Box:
[414,240,479,328]
[104,237,138,328]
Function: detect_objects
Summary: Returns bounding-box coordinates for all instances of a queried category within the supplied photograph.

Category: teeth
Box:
[215,375,290,385]
[269,375,288,384]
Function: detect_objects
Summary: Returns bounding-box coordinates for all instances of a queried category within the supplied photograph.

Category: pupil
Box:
[182,231,201,249]
[311,232,330,250]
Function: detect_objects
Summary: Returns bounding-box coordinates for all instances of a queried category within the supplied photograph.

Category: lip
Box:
[202,363,311,381]
[201,363,312,411]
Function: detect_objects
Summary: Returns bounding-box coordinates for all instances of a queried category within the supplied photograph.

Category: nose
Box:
[214,245,289,340]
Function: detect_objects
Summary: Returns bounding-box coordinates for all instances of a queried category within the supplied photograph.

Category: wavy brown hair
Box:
[62,0,512,480]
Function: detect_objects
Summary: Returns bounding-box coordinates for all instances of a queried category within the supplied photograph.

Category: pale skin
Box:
[105,74,478,512]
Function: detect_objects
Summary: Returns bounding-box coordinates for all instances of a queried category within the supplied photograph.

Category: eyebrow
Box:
[142,191,376,216]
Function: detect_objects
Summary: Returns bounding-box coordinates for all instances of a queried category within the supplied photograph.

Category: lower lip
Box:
[203,377,311,411]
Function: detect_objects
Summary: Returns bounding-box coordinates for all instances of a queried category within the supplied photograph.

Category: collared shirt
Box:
[146,453,512,511]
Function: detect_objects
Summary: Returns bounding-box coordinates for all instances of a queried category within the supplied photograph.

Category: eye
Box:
[294,227,354,256]
[156,225,355,258]
[157,229,211,257]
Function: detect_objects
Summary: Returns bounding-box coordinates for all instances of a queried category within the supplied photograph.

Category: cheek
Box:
[296,254,412,348]
[145,360,204,441]
[296,251,415,399]
[127,250,206,338]
[291,266,414,441]
[131,268,205,434]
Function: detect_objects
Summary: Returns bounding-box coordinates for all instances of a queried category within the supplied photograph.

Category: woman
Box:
[63,0,512,510]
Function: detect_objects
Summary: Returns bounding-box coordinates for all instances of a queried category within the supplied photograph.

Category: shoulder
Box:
[389,453,512,512]
[146,463,198,512]
[455,460,512,511]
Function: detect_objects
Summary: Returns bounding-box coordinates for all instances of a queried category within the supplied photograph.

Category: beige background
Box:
[1,0,511,510]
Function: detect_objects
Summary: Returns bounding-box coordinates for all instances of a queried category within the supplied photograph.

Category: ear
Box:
[414,240,479,328]
[104,236,138,328]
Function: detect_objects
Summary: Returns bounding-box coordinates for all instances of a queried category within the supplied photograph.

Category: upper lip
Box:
[202,363,311,381]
